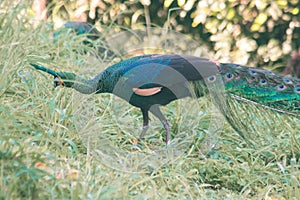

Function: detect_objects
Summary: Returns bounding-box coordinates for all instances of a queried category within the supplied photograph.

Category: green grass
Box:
[1,2,300,199]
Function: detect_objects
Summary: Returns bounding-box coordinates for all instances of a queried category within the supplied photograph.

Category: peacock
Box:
[31,54,300,144]
[53,21,116,58]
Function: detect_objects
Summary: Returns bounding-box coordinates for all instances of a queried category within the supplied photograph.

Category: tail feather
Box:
[203,62,300,145]
[230,94,300,117]
[211,92,299,147]
[218,63,300,116]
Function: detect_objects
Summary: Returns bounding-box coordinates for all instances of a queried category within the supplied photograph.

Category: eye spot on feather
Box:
[234,74,241,80]
[264,70,275,76]
[224,73,234,81]
[247,76,257,83]
[283,77,292,84]
[294,87,300,94]
[276,84,286,91]
[260,79,267,86]
[207,75,216,83]
[249,69,258,76]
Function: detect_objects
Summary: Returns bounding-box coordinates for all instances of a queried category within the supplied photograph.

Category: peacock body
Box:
[55,21,103,41]
[31,54,300,144]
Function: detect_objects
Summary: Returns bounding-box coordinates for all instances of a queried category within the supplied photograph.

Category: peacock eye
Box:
[207,75,216,83]
[260,79,267,86]
[276,84,286,91]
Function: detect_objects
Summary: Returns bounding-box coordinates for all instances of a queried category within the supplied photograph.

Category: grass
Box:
[1,1,300,199]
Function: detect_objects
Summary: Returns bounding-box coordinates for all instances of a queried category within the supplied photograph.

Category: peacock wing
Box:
[118,54,220,90]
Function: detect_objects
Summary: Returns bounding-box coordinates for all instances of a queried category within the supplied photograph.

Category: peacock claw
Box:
[139,123,171,145]
[140,125,149,139]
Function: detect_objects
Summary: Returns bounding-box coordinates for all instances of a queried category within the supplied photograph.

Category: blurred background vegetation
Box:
[32,0,300,75]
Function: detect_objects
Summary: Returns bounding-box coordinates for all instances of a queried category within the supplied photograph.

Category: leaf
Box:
[291,7,299,15]
[164,0,174,8]
[277,0,288,8]
[226,9,236,20]
[177,0,186,7]
[254,13,268,25]
[251,13,268,31]
[192,14,206,27]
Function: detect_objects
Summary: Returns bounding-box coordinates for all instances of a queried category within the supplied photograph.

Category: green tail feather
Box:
[218,63,300,116]
[204,63,300,146]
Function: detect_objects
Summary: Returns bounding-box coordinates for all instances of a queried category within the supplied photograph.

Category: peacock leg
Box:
[139,108,149,139]
[149,105,171,145]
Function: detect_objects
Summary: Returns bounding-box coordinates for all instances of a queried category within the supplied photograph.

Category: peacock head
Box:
[30,63,76,88]
[54,71,76,88]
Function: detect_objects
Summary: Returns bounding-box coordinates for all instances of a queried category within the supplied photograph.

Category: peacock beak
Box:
[54,76,64,88]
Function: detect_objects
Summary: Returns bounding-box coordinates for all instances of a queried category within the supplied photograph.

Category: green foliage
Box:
[47,0,299,71]
[0,1,300,199]
[170,0,300,66]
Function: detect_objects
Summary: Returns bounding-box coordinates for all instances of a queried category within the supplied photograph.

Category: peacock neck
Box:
[71,70,116,94]
[71,76,97,94]
[71,55,151,95]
